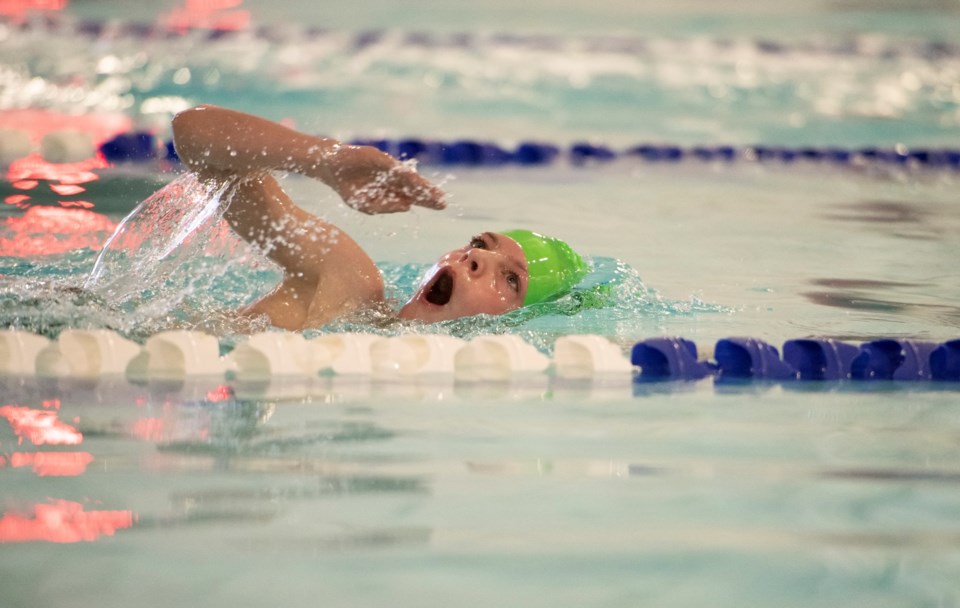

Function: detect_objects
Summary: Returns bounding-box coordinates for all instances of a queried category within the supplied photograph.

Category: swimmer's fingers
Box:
[403,172,447,211]
[347,166,446,215]
[328,145,445,214]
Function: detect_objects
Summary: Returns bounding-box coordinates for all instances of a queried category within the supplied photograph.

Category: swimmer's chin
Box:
[396,297,457,323]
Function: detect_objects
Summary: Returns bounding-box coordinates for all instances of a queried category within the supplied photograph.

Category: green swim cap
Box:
[503,229,588,306]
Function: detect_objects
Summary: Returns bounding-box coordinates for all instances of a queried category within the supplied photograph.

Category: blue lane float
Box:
[631,337,715,382]
[850,340,938,381]
[99,132,158,163]
[931,340,960,381]
[570,143,617,165]
[637,337,960,383]
[714,337,795,381]
[782,339,861,381]
[515,142,561,165]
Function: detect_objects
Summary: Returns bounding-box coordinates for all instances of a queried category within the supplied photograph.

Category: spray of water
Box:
[82,173,275,337]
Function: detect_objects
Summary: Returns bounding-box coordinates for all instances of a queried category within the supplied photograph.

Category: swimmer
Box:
[171,105,586,330]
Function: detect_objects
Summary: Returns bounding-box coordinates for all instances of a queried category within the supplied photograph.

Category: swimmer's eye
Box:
[506,272,520,292]
[469,235,487,249]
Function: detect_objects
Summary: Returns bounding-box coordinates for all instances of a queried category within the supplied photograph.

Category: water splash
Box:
[80,173,273,337]
[86,174,229,294]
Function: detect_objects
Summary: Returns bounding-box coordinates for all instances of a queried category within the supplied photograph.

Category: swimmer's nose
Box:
[463,249,491,276]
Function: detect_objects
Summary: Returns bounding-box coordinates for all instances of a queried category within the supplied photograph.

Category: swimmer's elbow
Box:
[172,104,217,131]
[171,105,220,170]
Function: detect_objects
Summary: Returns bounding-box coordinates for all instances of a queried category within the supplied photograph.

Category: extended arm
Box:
[171,104,446,214]
[170,105,445,328]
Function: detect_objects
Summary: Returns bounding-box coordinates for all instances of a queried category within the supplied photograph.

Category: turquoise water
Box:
[2,1,960,606]
[4,378,960,607]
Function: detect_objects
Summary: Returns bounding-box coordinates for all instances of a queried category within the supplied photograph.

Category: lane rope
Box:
[7,130,951,170]
[2,329,958,384]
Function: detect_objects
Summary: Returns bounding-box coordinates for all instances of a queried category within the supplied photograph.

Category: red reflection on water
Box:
[0,404,83,445]
[206,385,234,402]
[0,109,133,207]
[162,0,250,32]
[0,205,117,256]
[58,199,95,209]
[129,417,166,442]
[4,153,106,209]
[49,184,86,196]
[0,500,135,543]
[0,0,67,21]
[0,398,92,475]
[4,194,30,208]
[2,451,94,476]
[0,110,131,153]
[6,153,106,186]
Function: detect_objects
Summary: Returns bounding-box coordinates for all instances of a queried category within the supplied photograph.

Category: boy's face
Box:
[398,232,529,322]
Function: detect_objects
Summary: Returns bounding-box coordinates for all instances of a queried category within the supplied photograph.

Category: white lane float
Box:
[308,333,382,375]
[0,330,50,375]
[35,329,141,378]
[224,331,313,380]
[553,335,633,379]
[454,335,550,381]
[126,330,225,380]
[370,334,466,377]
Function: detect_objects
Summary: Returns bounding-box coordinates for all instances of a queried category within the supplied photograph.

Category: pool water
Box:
[5,380,960,607]
[2,1,960,606]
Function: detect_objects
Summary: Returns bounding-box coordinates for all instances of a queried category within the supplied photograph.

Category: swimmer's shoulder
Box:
[303,262,387,328]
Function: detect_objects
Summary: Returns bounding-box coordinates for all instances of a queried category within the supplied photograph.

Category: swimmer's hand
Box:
[326,145,447,215]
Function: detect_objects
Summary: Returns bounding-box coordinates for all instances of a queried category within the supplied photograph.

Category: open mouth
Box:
[425,268,454,306]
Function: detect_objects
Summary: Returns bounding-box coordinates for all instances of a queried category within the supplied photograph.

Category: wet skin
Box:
[399,232,529,323]
[172,105,534,330]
